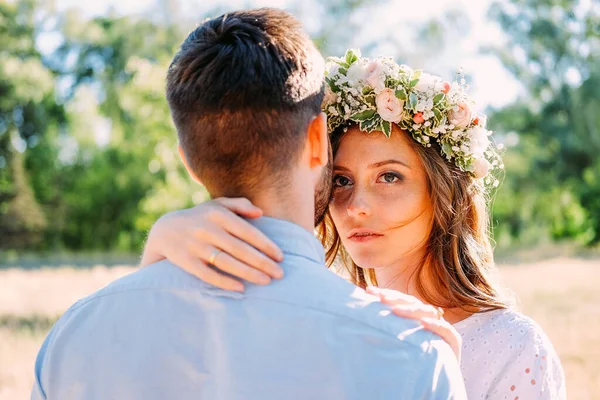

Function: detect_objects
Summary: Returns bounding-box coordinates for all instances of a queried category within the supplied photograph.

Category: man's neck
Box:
[247,187,315,233]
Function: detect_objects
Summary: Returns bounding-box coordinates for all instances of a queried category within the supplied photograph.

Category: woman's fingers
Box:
[367,286,461,360]
[204,245,273,286]
[196,224,284,280]
[390,303,461,361]
[176,254,245,292]
[421,317,462,362]
[210,207,284,264]
[391,304,441,320]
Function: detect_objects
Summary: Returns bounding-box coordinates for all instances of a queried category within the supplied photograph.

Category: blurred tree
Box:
[488,0,600,243]
[0,0,63,248]
[41,11,198,250]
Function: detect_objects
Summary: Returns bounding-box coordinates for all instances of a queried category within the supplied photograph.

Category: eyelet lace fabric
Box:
[453,308,566,399]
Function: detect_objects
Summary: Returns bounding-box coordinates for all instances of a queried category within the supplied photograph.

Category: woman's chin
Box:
[347,251,388,270]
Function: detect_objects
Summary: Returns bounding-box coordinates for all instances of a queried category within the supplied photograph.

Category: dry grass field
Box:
[0,258,598,399]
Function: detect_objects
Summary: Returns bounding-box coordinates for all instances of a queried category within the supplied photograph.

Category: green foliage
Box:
[488,0,600,244]
[1,0,599,252]
[0,0,56,248]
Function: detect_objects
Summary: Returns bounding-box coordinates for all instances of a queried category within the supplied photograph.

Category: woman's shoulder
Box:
[456,307,549,343]
[457,307,560,362]
[456,308,566,399]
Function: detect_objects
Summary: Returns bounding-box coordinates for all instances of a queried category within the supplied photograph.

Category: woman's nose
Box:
[347,188,372,218]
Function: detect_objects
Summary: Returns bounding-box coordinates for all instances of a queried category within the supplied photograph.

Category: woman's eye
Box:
[377,172,402,184]
[333,175,352,187]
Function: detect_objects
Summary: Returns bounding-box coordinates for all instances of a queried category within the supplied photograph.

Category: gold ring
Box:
[436,307,445,320]
[208,249,221,266]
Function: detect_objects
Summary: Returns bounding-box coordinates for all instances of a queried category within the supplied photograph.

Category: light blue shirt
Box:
[32,217,466,399]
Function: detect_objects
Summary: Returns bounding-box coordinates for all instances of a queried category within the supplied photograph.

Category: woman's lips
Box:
[347,229,384,243]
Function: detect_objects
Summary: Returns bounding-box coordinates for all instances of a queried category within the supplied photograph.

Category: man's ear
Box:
[178,145,203,185]
[306,112,328,169]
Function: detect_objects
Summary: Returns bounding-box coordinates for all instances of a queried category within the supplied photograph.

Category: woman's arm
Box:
[141,197,284,292]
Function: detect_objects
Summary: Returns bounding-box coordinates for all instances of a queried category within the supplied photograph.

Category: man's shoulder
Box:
[62,260,223,316]
[61,258,444,354]
[249,256,444,352]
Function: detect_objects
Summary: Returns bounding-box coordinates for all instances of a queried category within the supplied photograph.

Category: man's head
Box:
[167,8,328,204]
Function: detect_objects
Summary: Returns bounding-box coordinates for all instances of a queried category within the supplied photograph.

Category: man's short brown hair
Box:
[166,8,325,197]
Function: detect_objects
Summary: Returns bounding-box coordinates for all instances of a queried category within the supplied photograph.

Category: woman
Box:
[142,50,566,399]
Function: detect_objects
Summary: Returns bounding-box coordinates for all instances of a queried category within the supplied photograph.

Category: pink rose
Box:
[376,88,404,123]
[413,112,425,124]
[449,102,472,128]
[473,158,490,179]
[365,60,386,93]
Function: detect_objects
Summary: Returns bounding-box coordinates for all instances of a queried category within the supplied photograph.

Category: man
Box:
[32,8,466,399]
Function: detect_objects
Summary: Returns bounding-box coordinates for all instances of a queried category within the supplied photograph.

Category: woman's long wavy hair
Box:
[316,124,508,312]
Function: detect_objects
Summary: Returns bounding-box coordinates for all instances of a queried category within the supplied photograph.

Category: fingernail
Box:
[274,268,284,279]
[232,283,245,292]
[259,275,271,285]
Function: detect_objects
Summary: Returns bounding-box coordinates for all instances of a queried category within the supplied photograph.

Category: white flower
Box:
[325,61,340,77]
[469,126,491,156]
[414,72,442,92]
[448,102,472,128]
[473,158,491,179]
[323,85,337,106]
[346,59,370,84]
[376,88,404,123]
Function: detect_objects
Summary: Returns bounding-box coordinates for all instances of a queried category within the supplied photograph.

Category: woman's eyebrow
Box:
[332,165,351,172]
[369,159,412,169]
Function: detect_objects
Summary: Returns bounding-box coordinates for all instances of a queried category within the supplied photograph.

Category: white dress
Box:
[453,308,566,399]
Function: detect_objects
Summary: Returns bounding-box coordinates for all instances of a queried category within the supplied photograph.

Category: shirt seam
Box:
[58,284,431,351]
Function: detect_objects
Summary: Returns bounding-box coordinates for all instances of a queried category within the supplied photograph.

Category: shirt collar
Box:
[247,217,326,265]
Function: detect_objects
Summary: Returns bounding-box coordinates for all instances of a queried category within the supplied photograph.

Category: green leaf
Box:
[350,109,376,121]
[381,120,392,137]
[364,94,376,107]
[433,108,443,122]
[359,117,380,132]
[345,49,361,65]
[395,88,407,101]
[362,86,374,95]
[409,70,422,88]
[325,78,340,93]
[442,142,454,156]
[331,59,349,69]
[409,93,418,109]
[433,93,445,104]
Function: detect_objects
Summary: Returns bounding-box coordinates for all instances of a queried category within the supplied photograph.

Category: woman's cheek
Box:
[330,189,351,212]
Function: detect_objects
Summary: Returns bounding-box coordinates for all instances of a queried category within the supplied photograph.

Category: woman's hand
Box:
[366,286,462,362]
[141,197,284,292]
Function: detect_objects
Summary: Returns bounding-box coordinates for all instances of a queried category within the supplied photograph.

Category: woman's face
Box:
[329,126,434,270]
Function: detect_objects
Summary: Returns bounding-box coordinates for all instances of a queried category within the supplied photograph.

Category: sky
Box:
[51,0,523,111]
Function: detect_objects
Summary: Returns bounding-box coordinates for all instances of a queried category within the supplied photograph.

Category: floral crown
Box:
[323,49,503,185]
